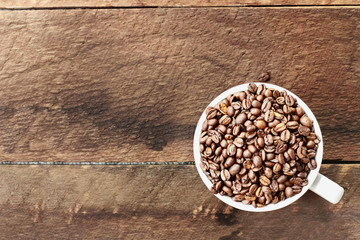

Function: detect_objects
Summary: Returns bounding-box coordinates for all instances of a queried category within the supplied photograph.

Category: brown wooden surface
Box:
[0,6,359,240]
[0,164,358,239]
[0,8,359,163]
[1,0,360,8]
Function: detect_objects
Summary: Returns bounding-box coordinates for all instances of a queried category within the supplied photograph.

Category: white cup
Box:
[193,83,344,212]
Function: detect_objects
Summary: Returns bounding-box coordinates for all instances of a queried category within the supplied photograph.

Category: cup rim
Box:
[193,82,323,212]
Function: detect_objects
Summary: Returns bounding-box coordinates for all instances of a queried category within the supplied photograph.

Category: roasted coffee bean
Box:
[227,106,235,116]
[229,164,241,176]
[300,115,313,127]
[308,159,317,170]
[215,181,223,192]
[257,137,265,148]
[249,184,258,196]
[264,145,275,153]
[264,110,275,122]
[219,115,231,125]
[292,185,302,194]
[278,183,286,191]
[280,129,291,142]
[200,83,319,207]
[276,97,285,105]
[275,141,288,154]
[261,101,272,112]
[258,72,270,82]
[273,163,282,173]
[306,140,315,149]
[248,145,257,154]
[243,149,252,158]
[232,194,245,202]
[224,157,235,168]
[223,186,233,196]
[285,95,295,106]
[287,148,296,160]
[274,122,287,132]
[232,125,240,136]
[264,134,274,145]
[298,125,311,136]
[270,179,279,193]
[248,83,258,93]
[297,146,307,159]
[227,144,236,156]
[221,169,231,181]
[254,119,267,129]
[260,175,271,186]
[277,175,287,184]
[285,187,294,198]
[253,156,263,168]
[264,167,273,179]
[206,107,217,119]
[233,137,244,148]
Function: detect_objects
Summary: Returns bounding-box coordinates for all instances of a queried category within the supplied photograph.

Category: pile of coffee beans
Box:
[199,83,320,208]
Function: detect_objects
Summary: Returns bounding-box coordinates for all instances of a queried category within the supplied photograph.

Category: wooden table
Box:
[0,1,359,239]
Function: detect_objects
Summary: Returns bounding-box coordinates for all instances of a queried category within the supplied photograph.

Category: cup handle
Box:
[309,173,344,204]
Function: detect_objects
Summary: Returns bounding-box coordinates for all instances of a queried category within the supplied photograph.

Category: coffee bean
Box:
[215,181,223,192]
[298,125,311,136]
[232,125,240,136]
[219,115,231,125]
[249,184,258,196]
[280,129,291,142]
[274,122,287,132]
[285,187,294,198]
[224,157,235,168]
[306,140,315,149]
[232,194,245,202]
[308,159,317,170]
[292,185,302,194]
[268,119,280,128]
[248,83,258,93]
[260,175,271,186]
[253,156,262,168]
[229,164,241,176]
[264,134,274,145]
[300,115,313,127]
[277,175,287,184]
[264,167,273,179]
[227,144,236,157]
[285,95,295,106]
[221,169,231,181]
[273,163,282,173]
[248,145,257,154]
[227,106,235,117]
[275,141,288,154]
[254,119,267,129]
[258,72,270,82]
[243,149,252,158]
[276,97,285,105]
[223,186,233,196]
[261,100,272,112]
[206,107,217,119]
[270,179,279,193]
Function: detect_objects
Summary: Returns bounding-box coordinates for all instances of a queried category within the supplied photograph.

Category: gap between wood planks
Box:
[0,160,357,165]
[1,5,360,10]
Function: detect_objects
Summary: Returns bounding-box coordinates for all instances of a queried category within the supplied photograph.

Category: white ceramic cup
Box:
[193,83,344,212]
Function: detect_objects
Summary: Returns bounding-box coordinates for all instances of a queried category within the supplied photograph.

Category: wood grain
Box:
[1,0,359,8]
[0,9,359,162]
[0,164,358,239]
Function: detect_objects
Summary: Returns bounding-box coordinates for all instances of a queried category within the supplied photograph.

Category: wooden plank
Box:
[0,164,358,239]
[0,9,359,162]
[1,0,360,8]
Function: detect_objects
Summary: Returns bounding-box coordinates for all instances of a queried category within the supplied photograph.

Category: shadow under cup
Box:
[193,83,324,212]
